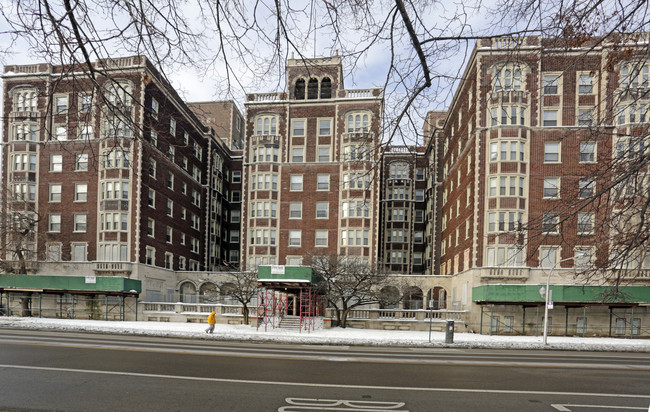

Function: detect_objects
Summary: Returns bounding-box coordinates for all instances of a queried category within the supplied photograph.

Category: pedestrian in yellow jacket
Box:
[205,311,216,334]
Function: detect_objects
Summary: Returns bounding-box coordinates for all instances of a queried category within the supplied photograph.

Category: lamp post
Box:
[543,253,585,345]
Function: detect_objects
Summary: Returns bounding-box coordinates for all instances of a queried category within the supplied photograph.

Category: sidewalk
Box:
[1,316,648,352]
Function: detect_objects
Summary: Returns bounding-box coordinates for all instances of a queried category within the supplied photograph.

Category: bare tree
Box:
[309,254,395,328]
[218,270,258,325]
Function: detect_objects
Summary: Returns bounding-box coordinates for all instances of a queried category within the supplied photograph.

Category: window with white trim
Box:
[489,140,525,162]
[544,142,560,163]
[578,73,594,94]
[290,175,303,191]
[49,214,61,233]
[292,119,305,136]
[49,184,62,202]
[543,177,560,198]
[577,212,594,235]
[346,112,370,133]
[542,213,559,234]
[580,142,596,162]
[485,245,523,267]
[74,183,88,202]
[579,178,595,198]
[74,214,87,232]
[13,89,37,112]
[316,202,329,219]
[493,66,522,91]
[317,174,330,190]
[539,246,559,268]
[315,230,328,247]
[543,73,560,95]
[289,202,302,219]
[289,230,301,246]
[255,115,278,135]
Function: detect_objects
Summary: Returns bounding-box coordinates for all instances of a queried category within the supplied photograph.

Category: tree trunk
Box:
[242,305,249,325]
[340,308,350,328]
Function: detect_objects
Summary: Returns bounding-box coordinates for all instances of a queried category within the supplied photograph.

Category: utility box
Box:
[445,320,455,344]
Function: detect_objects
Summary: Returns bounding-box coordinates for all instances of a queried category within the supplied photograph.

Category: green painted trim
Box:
[472,284,650,304]
[0,274,141,294]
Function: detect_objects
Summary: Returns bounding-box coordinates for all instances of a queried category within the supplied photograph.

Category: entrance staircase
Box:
[278,315,302,330]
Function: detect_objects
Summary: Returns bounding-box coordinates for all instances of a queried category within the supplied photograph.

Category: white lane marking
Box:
[1,363,650,400]
[552,404,648,411]
[279,398,407,411]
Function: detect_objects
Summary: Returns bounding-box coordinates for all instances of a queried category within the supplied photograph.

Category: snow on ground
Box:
[1,316,649,352]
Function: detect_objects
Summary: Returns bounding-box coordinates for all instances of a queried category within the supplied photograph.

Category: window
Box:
[543,177,559,198]
[292,148,304,162]
[167,199,173,217]
[539,247,558,268]
[317,147,330,162]
[292,120,305,136]
[579,142,596,162]
[148,189,155,207]
[167,173,174,189]
[346,112,370,133]
[164,253,173,270]
[12,183,36,201]
[49,184,62,202]
[191,214,200,230]
[493,66,522,91]
[415,210,424,223]
[543,110,558,126]
[53,125,67,141]
[256,115,278,135]
[231,191,241,202]
[544,142,560,163]
[414,231,424,243]
[250,229,276,246]
[578,74,594,94]
[316,202,329,219]
[289,202,302,219]
[166,227,173,243]
[289,230,301,246]
[74,214,87,232]
[317,174,330,190]
[415,189,425,202]
[543,74,559,95]
[487,211,523,232]
[290,175,303,191]
[75,154,88,171]
[103,149,130,169]
[169,118,176,135]
[416,168,425,181]
[101,181,129,200]
[74,183,88,202]
[55,96,68,114]
[13,89,37,112]
[11,123,38,141]
[71,244,87,261]
[577,212,594,235]
[49,214,61,233]
[151,98,159,119]
[79,125,92,140]
[542,213,559,234]
[318,119,331,135]
[145,247,155,265]
[232,171,241,183]
[149,159,156,178]
[192,190,201,207]
[485,246,523,267]
[489,140,525,162]
[315,230,328,247]
[575,247,594,269]
[51,154,63,172]
[230,230,240,243]
[389,163,408,179]
[579,178,595,198]
[577,108,594,126]
[147,219,155,237]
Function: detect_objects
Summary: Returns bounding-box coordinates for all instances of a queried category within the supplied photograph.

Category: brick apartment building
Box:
[2,37,649,335]
[241,56,383,269]
[1,56,242,288]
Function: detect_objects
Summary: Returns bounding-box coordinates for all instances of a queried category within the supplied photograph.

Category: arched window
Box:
[320,77,332,99]
[199,282,219,303]
[346,112,370,133]
[403,286,423,310]
[493,66,523,91]
[294,79,305,100]
[13,89,37,112]
[379,286,400,309]
[307,78,319,99]
[179,281,197,303]
[255,115,278,135]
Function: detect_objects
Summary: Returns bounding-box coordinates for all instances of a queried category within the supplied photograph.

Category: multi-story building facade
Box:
[422,35,650,334]
[1,56,241,289]
[241,56,383,269]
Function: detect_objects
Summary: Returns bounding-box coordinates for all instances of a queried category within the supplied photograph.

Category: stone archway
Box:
[426,286,448,309]
[199,282,219,303]
[403,286,424,310]
[179,281,197,303]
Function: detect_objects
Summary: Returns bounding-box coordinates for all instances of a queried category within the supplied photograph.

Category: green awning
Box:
[257,265,312,283]
[0,274,141,296]
[473,284,650,305]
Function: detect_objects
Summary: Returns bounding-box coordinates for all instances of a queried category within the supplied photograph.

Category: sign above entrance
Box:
[271,265,286,275]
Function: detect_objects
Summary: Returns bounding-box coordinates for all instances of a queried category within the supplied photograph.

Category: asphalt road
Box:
[0,328,648,412]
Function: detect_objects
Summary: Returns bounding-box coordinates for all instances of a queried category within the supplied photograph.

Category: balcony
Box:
[251,134,280,147]
[480,267,530,281]
[94,262,133,276]
[342,132,374,143]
